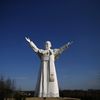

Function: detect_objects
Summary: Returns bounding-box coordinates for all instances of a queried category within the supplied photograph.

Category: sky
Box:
[0,0,100,90]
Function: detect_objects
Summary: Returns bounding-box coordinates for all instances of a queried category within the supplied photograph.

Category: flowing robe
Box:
[29,41,68,97]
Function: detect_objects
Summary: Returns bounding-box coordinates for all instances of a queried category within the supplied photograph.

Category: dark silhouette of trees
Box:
[60,89,100,100]
[0,76,15,100]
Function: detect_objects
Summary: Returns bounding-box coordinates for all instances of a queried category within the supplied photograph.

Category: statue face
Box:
[45,41,52,50]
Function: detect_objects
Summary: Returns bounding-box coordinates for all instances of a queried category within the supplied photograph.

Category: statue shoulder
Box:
[38,49,44,53]
[53,49,59,52]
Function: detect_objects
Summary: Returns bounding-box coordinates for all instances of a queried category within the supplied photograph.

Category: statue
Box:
[25,37,73,97]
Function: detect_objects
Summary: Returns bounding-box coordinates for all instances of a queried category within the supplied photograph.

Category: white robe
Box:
[35,49,59,97]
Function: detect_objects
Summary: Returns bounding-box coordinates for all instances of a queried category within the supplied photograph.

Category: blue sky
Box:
[0,0,100,90]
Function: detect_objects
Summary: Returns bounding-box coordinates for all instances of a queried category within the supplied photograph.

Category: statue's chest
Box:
[41,50,54,61]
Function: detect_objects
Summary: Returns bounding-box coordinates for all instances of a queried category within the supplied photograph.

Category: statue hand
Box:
[25,37,31,43]
[67,41,73,47]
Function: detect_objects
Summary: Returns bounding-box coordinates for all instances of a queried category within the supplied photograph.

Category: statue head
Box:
[45,41,52,50]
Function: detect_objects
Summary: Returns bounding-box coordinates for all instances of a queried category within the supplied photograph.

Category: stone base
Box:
[25,97,80,100]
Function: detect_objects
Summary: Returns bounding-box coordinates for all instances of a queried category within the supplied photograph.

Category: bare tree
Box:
[0,76,16,100]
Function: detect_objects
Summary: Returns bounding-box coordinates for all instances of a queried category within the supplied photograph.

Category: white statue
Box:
[25,37,72,97]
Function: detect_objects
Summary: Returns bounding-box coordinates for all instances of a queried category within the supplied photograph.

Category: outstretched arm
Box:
[59,41,73,54]
[54,41,73,59]
[25,37,39,53]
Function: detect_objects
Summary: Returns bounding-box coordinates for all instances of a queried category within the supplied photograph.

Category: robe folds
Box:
[34,49,59,97]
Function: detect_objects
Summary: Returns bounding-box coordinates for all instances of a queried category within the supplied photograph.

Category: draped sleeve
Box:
[29,41,39,53]
[54,44,69,59]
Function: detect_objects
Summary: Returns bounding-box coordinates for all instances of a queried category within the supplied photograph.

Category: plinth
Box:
[25,97,80,100]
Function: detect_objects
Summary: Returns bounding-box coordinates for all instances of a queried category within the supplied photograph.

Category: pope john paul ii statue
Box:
[25,37,72,97]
